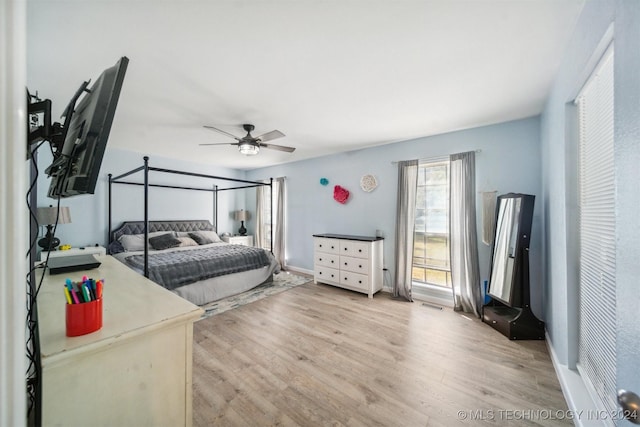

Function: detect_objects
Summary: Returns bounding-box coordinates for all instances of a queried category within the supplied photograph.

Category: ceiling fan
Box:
[200,124,295,156]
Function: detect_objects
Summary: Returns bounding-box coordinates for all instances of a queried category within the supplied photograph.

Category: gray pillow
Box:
[119,231,176,251]
[108,240,125,255]
[149,233,182,250]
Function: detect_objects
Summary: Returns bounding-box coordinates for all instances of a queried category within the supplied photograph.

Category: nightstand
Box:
[221,235,254,247]
[40,245,106,262]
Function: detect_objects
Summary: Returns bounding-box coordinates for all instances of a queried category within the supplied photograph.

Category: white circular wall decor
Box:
[360,174,378,192]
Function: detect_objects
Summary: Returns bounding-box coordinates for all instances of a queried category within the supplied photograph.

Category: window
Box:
[576,45,617,419]
[412,160,451,287]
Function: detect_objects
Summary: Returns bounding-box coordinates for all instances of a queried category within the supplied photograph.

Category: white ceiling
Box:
[27,0,584,170]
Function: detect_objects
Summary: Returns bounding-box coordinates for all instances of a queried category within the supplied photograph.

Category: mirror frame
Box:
[486,193,535,308]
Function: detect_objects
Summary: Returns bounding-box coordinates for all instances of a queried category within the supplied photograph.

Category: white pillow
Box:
[118,231,174,251]
[177,236,199,247]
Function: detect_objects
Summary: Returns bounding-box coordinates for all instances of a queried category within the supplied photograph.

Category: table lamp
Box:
[234,209,250,236]
[36,206,71,251]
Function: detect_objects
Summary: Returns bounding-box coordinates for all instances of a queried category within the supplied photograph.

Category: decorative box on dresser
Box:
[313,233,384,298]
[37,255,203,427]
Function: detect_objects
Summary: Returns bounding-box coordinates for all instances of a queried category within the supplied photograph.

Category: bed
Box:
[109,220,280,306]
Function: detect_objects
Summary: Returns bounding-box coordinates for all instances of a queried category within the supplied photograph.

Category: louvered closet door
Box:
[577,45,617,421]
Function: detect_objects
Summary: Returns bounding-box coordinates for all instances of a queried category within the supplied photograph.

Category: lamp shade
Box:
[234,209,250,221]
[36,206,72,225]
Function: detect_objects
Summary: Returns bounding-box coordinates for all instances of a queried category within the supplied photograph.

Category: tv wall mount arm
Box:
[26,80,90,162]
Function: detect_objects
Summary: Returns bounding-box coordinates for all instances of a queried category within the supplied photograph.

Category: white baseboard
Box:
[546,332,606,427]
[283,265,313,276]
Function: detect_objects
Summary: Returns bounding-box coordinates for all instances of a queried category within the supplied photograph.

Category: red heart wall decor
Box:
[333,185,350,204]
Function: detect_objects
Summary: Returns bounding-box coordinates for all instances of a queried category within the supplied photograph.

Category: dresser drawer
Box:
[339,255,370,275]
[340,271,369,291]
[314,237,340,254]
[340,240,369,259]
[315,253,339,268]
[314,265,340,284]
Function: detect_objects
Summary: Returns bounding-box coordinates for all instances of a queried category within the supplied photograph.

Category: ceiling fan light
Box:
[239,142,259,156]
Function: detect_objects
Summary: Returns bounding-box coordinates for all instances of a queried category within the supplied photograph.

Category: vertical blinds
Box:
[576,46,617,421]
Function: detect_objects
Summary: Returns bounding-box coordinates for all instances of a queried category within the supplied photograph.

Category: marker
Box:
[87,279,96,300]
[70,288,80,304]
[88,282,95,301]
[76,282,85,303]
[82,283,91,302]
[63,286,72,305]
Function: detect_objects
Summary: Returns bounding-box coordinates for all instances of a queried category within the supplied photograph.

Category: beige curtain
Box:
[393,160,419,301]
[449,151,481,316]
[256,177,286,268]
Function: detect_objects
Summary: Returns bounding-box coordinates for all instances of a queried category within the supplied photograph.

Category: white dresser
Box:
[313,234,384,298]
[37,255,203,427]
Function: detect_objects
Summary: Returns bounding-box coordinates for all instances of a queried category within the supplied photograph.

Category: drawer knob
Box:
[358,280,362,284]
[358,249,362,253]
[331,260,334,263]
[331,246,335,249]
[319,258,322,261]
[344,248,347,251]
[331,274,334,278]
[344,262,347,266]
[319,244,322,247]
[359,265,362,268]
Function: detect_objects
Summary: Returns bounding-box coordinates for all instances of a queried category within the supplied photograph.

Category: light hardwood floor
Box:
[192,282,571,426]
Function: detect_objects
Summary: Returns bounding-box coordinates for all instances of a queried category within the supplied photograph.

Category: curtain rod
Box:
[390,149,481,165]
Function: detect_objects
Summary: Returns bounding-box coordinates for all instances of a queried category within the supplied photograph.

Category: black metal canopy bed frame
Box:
[107,156,278,305]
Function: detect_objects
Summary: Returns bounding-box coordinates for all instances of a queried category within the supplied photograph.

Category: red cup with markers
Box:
[64,277,104,337]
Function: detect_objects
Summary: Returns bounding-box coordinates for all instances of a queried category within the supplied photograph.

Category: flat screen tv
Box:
[46,56,129,198]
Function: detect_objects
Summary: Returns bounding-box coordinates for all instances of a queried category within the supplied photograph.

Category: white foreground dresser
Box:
[37,255,203,427]
[313,234,384,298]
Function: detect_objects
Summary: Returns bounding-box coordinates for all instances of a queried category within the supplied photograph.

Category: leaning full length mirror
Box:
[482,193,544,340]
[488,196,522,305]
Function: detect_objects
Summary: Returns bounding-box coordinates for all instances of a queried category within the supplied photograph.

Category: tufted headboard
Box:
[111,220,215,243]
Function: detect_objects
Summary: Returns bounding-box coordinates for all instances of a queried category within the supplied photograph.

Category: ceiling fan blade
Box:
[255,130,285,142]
[203,125,241,141]
[198,142,239,147]
[260,142,296,153]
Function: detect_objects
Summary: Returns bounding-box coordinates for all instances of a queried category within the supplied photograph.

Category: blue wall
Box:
[38,116,544,313]
[540,0,640,403]
[36,148,247,248]
[540,0,614,367]
[247,116,544,316]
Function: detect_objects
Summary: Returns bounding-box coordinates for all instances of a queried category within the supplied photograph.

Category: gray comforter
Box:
[124,244,273,290]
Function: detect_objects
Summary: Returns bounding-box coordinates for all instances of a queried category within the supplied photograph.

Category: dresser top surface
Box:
[313,233,383,242]
[37,255,203,362]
